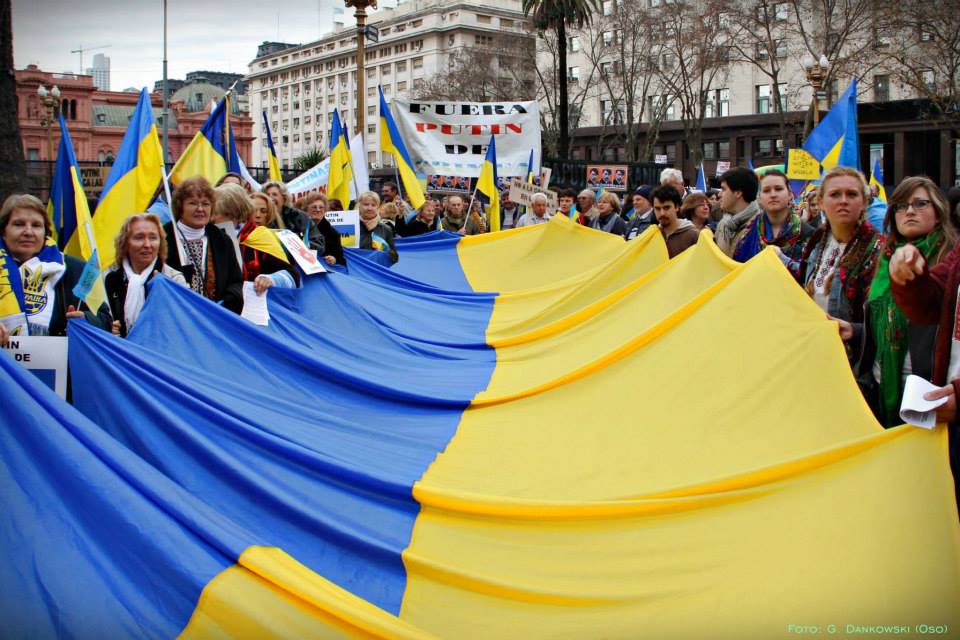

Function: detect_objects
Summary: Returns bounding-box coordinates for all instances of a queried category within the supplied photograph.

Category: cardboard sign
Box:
[3,336,68,398]
[654,154,668,165]
[715,160,731,176]
[586,164,628,192]
[326,210,361,248]
[786,149,821,180]
[508,178,558,209]
[277,229,327,275]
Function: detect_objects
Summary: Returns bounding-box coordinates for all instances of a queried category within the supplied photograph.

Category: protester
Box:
[357,191,399,263]
[499,190,520,229]
[589,191,627,236]
[105,213,187,338]
[212,183,253,230]
[327,198,344,212]
[164,176,244,313]
[660,168,687,196]
[652,185,699,258]
[889,184,960,509]
[707,189,721,207]
[439,195,482,235]
[624,186,656,240]
[856,176,957,426]
[798,167,881,361]
[516,193,553,227]
[262,180,324,252]
[799,188,823,227]
[299,193,343,266]
[468,200,488,234]
[726,170,813,274]
[680,192,716,233]
[404,199,439,237]
[715,167,761,256]
[380,181,400,206]
[380,202,401,232]
[239,193,299,294]
[557,188,577,219]
[576,189,597,225]
[215,172,250,193]
[0,194,110,342]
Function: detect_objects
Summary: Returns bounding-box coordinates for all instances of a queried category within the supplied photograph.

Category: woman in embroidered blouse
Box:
[163,177,244,313]
[0,194,110,343]
[798,167,882,360]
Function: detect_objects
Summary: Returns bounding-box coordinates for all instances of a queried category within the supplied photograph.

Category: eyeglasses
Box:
[894,199,931,212]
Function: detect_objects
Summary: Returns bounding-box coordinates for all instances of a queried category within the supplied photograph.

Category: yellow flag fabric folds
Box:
[240,226,289,264]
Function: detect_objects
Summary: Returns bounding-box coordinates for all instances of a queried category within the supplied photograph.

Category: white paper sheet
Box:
[899,374,949,429]
[241,281,270,326]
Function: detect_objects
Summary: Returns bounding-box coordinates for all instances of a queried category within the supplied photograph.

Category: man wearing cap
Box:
[624,186,657,240]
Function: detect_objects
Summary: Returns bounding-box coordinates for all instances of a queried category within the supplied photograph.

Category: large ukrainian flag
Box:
[91,88,164,267]
[802,77,860,171]
[3,218,959,637]
[168,97,232,186]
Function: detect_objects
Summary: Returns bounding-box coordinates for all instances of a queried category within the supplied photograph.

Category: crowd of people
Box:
[1,163,959,505]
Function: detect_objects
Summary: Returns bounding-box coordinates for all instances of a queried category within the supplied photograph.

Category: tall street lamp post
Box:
[345,0,377,136]
[803,54,830,128]
[37,84,61,199]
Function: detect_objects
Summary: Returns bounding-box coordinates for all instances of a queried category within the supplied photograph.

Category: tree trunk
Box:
[0,0,26,203]
[557,20,570,160]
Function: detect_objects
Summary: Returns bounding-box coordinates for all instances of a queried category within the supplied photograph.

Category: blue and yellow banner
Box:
[262,110,283,183]
[327,110,352,209]
[169,97,233,186]
[802,77,860,171]
[3,219,959,637]
[379,87,425,209]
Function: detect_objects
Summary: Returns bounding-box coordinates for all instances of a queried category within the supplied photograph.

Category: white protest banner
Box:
[391,98,540,178]
[288,133,367,200]
[508,179,558,210]
[3,336,68,398]
[277,229,327,275]
[715,160,731,176]
[326,210,360,247]
[654,154,668,165]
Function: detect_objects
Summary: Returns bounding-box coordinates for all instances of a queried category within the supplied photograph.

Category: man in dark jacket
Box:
[263,181,325,254]
[624,185,656,240]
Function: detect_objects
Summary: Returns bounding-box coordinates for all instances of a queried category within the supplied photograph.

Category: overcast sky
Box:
[12,0,353,91]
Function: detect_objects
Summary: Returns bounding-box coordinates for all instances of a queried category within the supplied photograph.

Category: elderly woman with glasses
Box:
[163,176,244,313]
[105,213,187,338]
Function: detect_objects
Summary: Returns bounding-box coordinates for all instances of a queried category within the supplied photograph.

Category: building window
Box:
[756,84,771,113]
[413,57,423,69]
[369,67,377,78]
[754,138,783,156]
[919,24,935,41]
[383,84,391,94]
[921,68,936,90]
[397,81,407,92]
[874,74,890,101]
[475,35,494,46]
[367,86,376,96]
[718,141,730,159]
[603,0,614,15]
[569,36,580,52]
[501,18,513,28]
[476,13,491,23]
[413,78,424,90]
[703,142,717,160]
[568,66,580,82]
[774,2,789,20]
[602,31,613,46]
[382,64,391,75]
[397,60,407,72]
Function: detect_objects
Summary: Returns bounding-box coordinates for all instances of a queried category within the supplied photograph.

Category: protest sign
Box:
[391,98,540,178]
[326,210,360,247]
[715,160,731,176]
[786,149,821,180]
[277,229,327,275]
[585,164,628,192]
[508,179,558,209]
[3,336,68,398]
[654,154,668,165]
[426,175,471,193]
[287,133,366,198]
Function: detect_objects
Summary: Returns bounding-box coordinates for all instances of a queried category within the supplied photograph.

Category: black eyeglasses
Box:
[894,199,931,212]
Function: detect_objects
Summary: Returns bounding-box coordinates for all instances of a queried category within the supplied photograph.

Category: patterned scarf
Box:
[0,238,66,336]
[867,231,944,426]
[733,211,804,263]
[801,220,882,323]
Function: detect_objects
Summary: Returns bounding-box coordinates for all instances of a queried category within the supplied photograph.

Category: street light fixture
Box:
[37,84,61,198]
[803,54,829,128]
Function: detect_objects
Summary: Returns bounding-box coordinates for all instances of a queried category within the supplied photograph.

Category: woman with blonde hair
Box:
[212,183,253,229]
[798,166,882,360]
[589,191,627,235]
[357,191,398,263]
[106,213,186,337]
[249,192,280,228]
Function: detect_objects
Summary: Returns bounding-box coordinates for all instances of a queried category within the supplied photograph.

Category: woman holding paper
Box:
[856,177,957,426]
[163,177,245,313]
[105,213,187,338]
[0,194,110,342]
[241,193,299,294]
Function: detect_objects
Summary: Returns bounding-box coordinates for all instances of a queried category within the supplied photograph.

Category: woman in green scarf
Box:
[859,176,958,426]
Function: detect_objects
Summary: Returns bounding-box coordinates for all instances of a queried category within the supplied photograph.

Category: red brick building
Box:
[16,65,253,165]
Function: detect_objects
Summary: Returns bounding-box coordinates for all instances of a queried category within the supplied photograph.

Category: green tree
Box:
[522,0,600,160]
[294,147,327,172]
